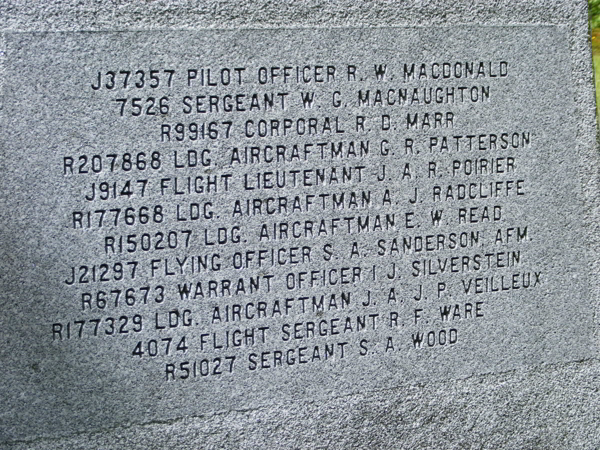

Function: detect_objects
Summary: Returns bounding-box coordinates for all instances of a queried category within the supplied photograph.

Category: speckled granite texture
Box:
[0,1,598,449]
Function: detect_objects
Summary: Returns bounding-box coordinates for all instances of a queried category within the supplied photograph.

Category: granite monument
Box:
[0,1,598,448]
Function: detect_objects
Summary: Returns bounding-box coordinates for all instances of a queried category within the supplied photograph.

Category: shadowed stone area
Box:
[0,1,598,448]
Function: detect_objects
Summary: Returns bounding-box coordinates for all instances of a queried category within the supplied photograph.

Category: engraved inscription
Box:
[1,28,592,432]
[54,53,540,373]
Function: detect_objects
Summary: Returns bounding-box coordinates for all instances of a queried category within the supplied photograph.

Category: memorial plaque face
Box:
[0,27,594,441]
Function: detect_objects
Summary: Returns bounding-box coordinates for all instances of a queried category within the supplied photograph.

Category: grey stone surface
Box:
[0,1,598,449]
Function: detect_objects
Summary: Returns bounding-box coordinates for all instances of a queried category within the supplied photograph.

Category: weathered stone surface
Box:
[0,1,598,448]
